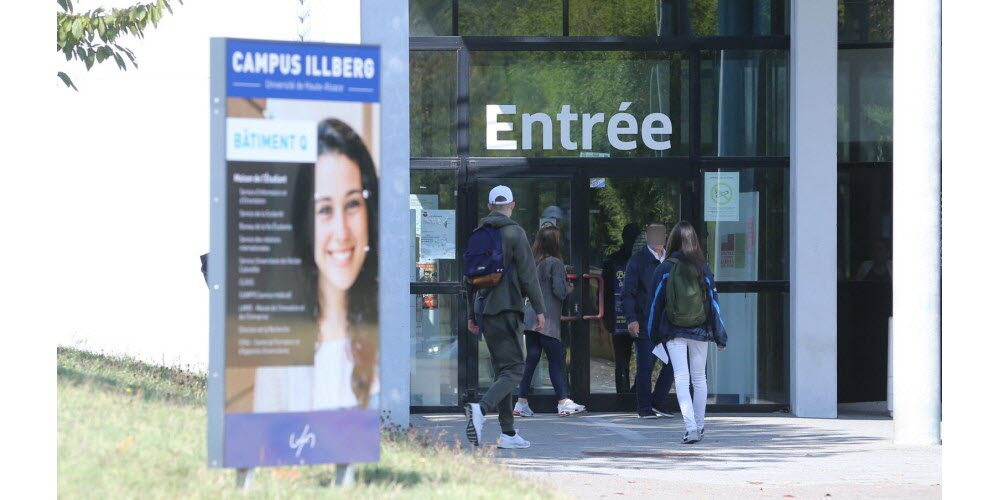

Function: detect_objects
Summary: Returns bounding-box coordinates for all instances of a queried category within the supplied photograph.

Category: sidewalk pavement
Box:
[412,411,941,499]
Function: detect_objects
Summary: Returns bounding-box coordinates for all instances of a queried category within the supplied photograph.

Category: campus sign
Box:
[485,103,673,152]
[209,38,381,469]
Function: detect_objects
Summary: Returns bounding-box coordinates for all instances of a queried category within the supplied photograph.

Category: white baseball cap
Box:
[488,185,514,205]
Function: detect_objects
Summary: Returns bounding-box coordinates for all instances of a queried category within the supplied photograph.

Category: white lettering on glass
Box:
[485,103,672,152]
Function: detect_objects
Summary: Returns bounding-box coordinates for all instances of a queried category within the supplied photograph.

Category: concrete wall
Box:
[789,0,838,418]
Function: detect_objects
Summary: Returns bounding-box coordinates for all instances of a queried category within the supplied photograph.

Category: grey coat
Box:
[523,256,570,339]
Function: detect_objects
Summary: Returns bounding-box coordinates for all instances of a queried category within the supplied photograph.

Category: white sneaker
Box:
[497,430,531,449]
[682,430,701,444]
[557,399,586,417]
[465,403,484,447]
[514,401,534,417]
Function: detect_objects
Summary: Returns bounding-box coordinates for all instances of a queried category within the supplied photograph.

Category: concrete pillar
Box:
[789,0,838,418]
[892,0,942,446]
[362,0,411,428]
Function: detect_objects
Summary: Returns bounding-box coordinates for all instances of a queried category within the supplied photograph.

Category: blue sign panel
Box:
[209,38,381,469]
[224,410,379,467]
[225,38,380,102]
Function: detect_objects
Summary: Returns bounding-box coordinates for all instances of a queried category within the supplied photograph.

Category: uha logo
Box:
[289,424,317,458]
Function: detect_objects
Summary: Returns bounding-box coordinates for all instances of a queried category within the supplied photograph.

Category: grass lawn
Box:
[57,347,558,499]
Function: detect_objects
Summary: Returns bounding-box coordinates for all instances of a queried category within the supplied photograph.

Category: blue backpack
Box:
[464,225,504,288]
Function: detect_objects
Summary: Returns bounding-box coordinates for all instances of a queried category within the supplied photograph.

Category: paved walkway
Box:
[412,411,941,499]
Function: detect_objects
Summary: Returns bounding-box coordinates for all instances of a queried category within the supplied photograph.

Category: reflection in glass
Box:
[838,48,892,162]
[702,50,789,156]
[838,0,892,43]
[410,51,457,157]
[569,0,660,36]
[471,51,689,157]
[411,170,459,282]
[689,0,787,36]
[459,0,562,36]
[410,293,459,405]
[410,0,452,36]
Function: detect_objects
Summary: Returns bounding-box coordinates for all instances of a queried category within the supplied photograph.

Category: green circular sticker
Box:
[711,182,734,205]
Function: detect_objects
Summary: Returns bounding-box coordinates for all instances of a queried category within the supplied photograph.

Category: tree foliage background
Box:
[56,0,182,90]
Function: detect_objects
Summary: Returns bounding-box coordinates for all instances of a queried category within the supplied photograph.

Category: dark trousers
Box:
[635,336,674,412]
[611,333,634,394]
[517,331,569,400]
[479,311,525,434]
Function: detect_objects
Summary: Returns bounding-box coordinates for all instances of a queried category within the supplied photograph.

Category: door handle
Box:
[581,273,604,321]
[560,273,605,322]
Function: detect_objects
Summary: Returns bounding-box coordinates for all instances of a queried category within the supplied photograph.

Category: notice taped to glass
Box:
[209,38,381,469]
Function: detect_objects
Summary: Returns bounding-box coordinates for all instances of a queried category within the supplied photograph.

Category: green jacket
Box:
[467,212,546,320]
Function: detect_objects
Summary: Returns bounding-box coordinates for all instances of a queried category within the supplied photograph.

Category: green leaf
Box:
[71,18,83,39]
[57,71,78,91]
[113,52,126,71]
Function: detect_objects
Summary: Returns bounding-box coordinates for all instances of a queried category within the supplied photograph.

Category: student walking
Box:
[647,221,728,444]
[464,185,547,449]
[514,224,586,418]
[622,222,676,419]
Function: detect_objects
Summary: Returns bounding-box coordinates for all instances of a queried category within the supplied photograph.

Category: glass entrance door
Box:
[584,176,684,411]
[473,176,578,412]
[470,173,687,413]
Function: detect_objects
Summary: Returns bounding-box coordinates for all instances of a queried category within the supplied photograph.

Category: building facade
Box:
[404,0,893,415]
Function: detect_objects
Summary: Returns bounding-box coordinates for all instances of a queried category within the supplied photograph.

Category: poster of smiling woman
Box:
[208,38,380,468]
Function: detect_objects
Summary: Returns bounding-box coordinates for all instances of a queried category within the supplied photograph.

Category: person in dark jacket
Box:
[647,221,728,444]
[601,223,641,394]
[622,222,675,418]
[465,185,546,450]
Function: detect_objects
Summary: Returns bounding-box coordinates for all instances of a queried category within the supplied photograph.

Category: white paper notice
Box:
[704,171,739,222]
[652,342,670,364]
[419,210,455,261]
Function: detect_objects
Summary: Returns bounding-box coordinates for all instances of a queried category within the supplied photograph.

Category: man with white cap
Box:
[465,185,546,449]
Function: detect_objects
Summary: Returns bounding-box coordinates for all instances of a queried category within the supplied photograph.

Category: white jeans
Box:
[666,337,709,433]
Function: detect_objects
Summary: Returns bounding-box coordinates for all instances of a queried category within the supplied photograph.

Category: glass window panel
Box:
[459,0,562,35]
[470,51,690,157]
[838,0,892,43]
[411,51,458,157]
[411,170,460,283]
[475,178,573,263]
[836,167,892,402]
[690,0,787,36]
[410,0,453,36]
[702,292,789,404]
[410,293,459,406]
[703,167,788,281]
[701,50,789,156]
[836,168,892,282]
[837,48,892,162]
[569,0,660,36]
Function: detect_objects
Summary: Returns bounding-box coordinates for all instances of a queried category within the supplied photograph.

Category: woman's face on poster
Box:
[314,152,369,291]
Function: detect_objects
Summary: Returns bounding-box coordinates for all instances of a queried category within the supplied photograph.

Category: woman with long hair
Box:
[253,118,379,411]
[513,224,586,417]
[647,221,727,443]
